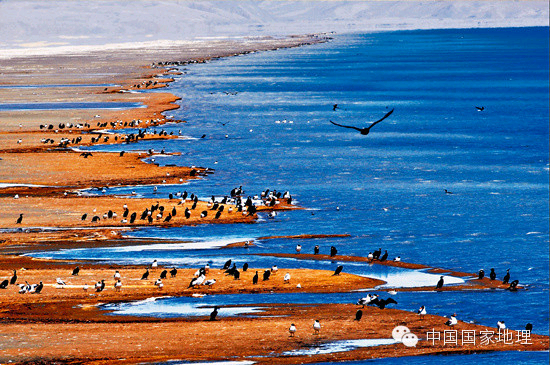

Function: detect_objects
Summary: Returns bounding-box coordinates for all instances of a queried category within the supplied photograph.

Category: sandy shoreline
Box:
[0,33,547,364]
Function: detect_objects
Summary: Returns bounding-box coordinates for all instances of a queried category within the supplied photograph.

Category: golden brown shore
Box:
[0,34,547,364]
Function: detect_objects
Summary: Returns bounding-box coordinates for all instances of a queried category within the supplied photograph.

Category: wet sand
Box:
[0,33,547,364]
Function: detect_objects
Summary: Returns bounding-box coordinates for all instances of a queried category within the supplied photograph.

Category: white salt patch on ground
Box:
[103,300,262,318]
[0,183,50,188]
[283,338,398,356]
[111,237,254,251]
[360,270,465,289]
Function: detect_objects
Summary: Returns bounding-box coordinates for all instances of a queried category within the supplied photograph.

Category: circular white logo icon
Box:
[401,332,419,347]
[392,326,411,341]
[392,326,418,347]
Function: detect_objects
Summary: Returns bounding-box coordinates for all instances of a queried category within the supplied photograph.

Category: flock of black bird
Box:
[0,270,43,294]
[43,186,291,227]
[12,101,536,335]
[33,119,176,149]
[477,268,519,291]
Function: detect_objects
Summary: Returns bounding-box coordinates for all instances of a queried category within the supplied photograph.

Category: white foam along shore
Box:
[0,0,547,59]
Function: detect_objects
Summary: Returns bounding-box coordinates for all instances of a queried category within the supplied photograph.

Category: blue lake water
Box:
[31,27,549,363]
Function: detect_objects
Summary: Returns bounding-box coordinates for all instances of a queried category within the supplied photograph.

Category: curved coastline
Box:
[0,33,547,364]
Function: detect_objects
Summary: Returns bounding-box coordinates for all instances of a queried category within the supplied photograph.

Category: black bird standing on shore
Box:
[16,214,23,224]
[379,250,388,262]
[478,269,485,279]
[252,271,259,285]
[502,269,510,284]
[210,306,219,321]
[141,268,149,280]
[332,265,343,276]
[72,267,80,276]
[314,245,320,255]
[525,323,533,332]
[160,270,168,279]
[263,270,271,281]
[490,268,497,280]
[10,270,17,285]
[330,109,394,136]
[242,263,249,272]
[355,309,363,321]
[170,267,178,278]
[330,246,338,257]
[436,276,444,290]
[0,280,8,289]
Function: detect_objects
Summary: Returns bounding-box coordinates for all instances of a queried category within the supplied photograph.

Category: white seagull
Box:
[313,320,321,335]
[284,273,291,283]
[417,305,427,319]
[289,323,297,337]
[295,245,302,253]
[189,274,205,288]
[56,278,66,286]
[445,314,458,326]
[357,294,378,307]
[203,279,216,287]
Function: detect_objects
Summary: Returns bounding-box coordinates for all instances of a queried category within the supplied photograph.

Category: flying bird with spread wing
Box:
[330,108,394,135]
